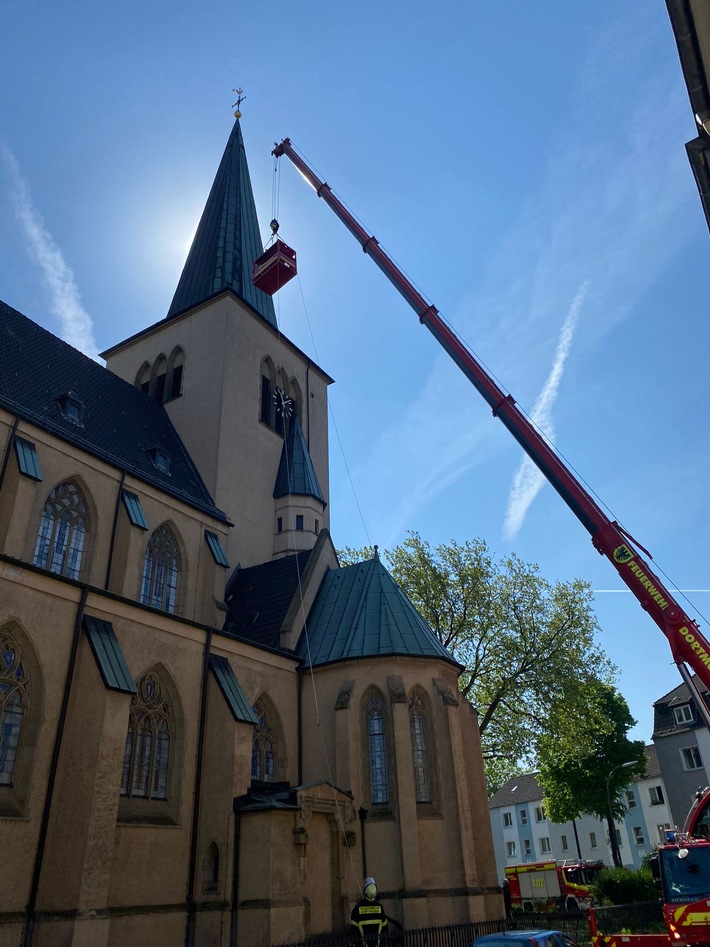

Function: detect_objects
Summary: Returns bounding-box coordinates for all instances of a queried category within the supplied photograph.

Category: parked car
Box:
[472,931,582,947]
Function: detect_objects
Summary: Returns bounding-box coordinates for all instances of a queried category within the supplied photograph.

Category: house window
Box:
[33,480,89,580]
[674,703,695,726]
[535,805,546,823]
[560,835,569,851]
[681,746,703,770]
[523,839,532,856]
[140,524,181,613]
[0,634,28,787]
[658,823,672,842]
[121,672,173,800]
[540,837,551,853]
[649,785,665,805]
[295,514,304,531]
[506,841,516,857]
[409,690,432,803]
[251,701,276,782]
[633,827,645,845]
[520,809,528,825]
[277,517,283,533]
[625,789,637,809]
[147,446,171,474]
[589,832,598,848]
[56,391,85,425]
[616,828,623,847]
[366,688,389,805]
[503,812,513,827]
[14,437,42,481]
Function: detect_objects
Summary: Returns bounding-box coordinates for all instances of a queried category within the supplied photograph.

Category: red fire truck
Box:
[505,860,605,913]
[269,137,710,946]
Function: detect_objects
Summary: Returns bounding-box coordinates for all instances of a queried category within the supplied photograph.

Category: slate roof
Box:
[273,415,325,504]
[222,550,312,650]
[0,300,228,523]
[166,118,277,326]
[488,772,543,809]
[296,554,460,669]
[653,676,710,737]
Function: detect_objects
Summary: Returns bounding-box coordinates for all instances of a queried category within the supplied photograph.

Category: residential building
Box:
[0,115,500,947]
[488,745,673,879]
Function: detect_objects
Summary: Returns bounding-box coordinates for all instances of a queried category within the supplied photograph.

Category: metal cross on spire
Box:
[232,87,245,118]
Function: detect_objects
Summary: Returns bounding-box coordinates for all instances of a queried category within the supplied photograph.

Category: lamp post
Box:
[606,761,636,868]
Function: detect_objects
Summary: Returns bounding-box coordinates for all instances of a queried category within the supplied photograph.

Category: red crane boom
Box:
[272,137,710,722]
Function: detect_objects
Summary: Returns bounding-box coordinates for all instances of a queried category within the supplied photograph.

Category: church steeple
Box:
[273,415,325,505]
[166,118,277,326]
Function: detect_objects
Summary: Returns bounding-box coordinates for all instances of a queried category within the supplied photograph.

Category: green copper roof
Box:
[273,415,325,504]
[296,554,459,669]
[167,119,277,326]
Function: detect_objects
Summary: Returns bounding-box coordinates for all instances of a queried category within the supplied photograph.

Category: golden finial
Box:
[232,87,245,119]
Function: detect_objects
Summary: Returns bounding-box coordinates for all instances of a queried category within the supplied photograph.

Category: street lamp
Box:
[606,761,636,868]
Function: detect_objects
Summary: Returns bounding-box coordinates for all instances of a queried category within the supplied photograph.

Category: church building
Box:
[0,115,500,947]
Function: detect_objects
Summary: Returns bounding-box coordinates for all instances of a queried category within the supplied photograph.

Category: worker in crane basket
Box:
[350,877,389,947]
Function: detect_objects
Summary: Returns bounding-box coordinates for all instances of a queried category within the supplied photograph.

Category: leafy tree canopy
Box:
[339,532,617,794]
[537,681,646,823]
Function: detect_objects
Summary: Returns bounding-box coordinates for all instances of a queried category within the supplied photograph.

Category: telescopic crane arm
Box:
[273,137,710,721]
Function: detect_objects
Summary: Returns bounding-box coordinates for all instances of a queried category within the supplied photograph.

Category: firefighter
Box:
[350,877,388,947]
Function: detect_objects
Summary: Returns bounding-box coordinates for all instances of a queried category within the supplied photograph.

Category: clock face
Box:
[273,387,294,419]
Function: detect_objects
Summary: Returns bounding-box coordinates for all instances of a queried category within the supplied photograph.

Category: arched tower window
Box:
[135,362,151,394]
[167,347,185,400]
[32,480,90,580]
[121,670,174,801]
[409,688,433,803]
[289,379,303,423]
[202,841,220,893]
[140,524,181,613]
[150,355,168,404]
[0,633,29,786]
[260,358,275,428]
[364,687,389,805]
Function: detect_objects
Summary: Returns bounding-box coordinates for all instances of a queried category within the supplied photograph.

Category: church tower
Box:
[102,116,332,569]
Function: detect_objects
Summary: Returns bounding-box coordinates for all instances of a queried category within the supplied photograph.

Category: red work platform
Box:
[251,240,297,295]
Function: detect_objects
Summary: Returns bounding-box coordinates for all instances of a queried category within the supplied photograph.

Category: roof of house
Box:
[653,676,709,737]
[0,300,228,523]
[273,414,325,504]
[166,118,277,326]
[295,553,460,669]
[222,550,313,650]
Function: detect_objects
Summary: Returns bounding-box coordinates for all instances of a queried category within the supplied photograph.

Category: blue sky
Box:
[2,1,709,746]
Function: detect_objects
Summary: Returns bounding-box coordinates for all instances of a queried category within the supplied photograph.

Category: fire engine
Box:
[505,860,605,913]
[267,137,710,946]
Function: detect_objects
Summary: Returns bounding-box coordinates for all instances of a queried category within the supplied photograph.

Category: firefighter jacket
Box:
[350,897,388,946]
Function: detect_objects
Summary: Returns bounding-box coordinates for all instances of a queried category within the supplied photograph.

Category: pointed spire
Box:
[167,118,277,326]
[273,415,325,504]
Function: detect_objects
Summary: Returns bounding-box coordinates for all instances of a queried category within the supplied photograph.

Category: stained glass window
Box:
[121,672,172,801]
[251,701,276,782]
[367,689,389,805]
[140,525,180,613]
[0,634,29,786]
[32,481,89,580]
[409,691,431,803]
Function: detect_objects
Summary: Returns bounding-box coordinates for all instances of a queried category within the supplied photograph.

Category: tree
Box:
[537,681,646,850]
[339,532,616,793]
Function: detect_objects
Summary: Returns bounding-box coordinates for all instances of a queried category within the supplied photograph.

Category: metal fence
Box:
[589,901,666,935]
[272,911,593,947]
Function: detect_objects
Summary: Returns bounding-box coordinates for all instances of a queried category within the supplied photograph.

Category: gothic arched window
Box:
[251,700,276,782]
[409,689,433,803]
[32,480,90,580]
[150,355,168,404]
[260,358,275,428]
[140,524,181,613]
[121,671,173,801]
[365,688,389,805]
[135,362,151,394]
[167,347,185,400]
[0,633,29,786]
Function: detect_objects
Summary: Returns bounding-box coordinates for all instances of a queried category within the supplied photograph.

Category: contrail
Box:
[1,143,99,360]
[502,281,589,539]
